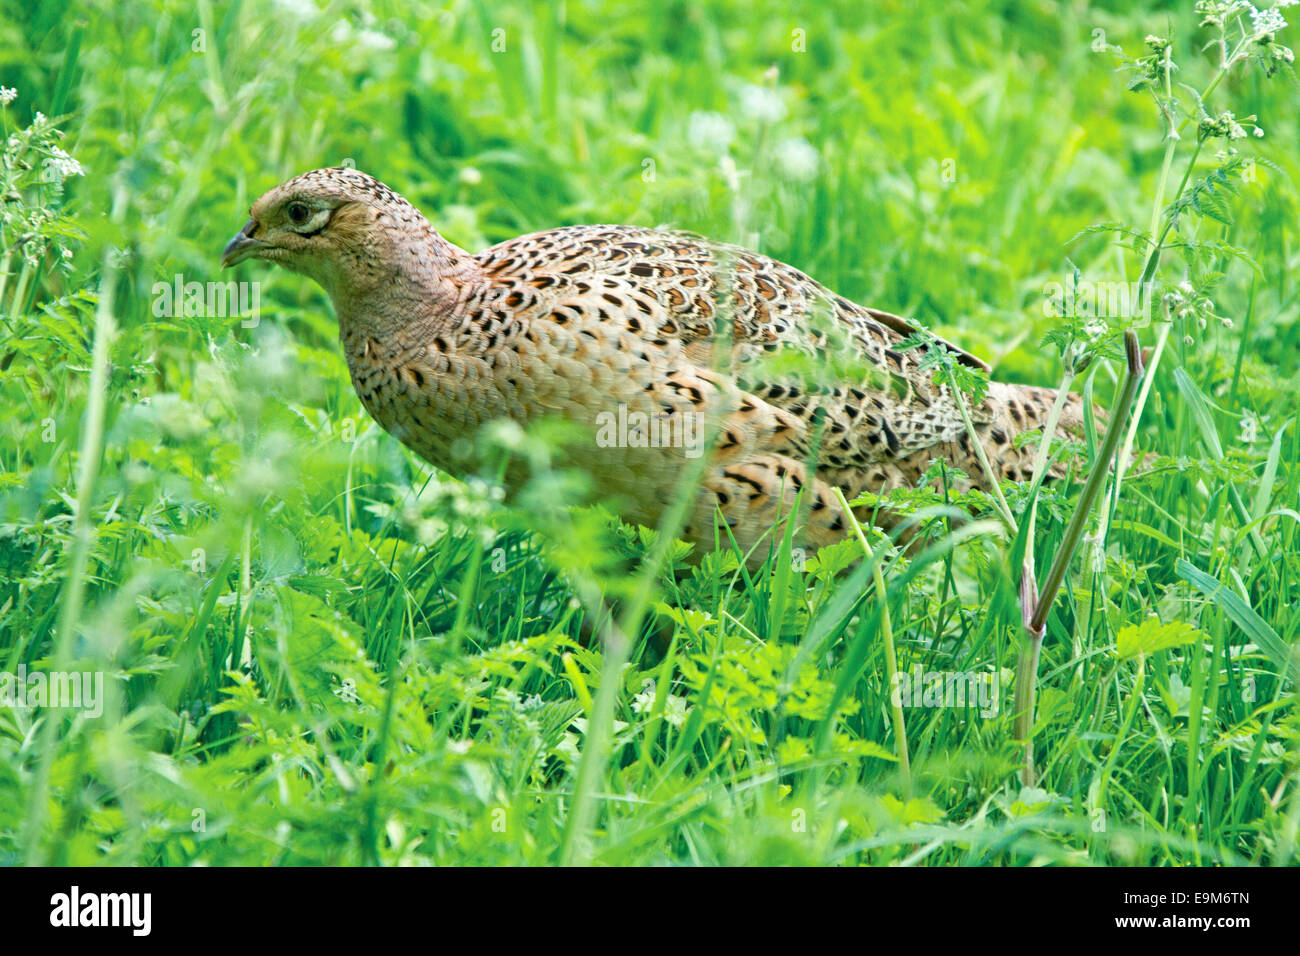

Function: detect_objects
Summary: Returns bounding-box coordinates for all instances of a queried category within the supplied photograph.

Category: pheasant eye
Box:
[287,202,310,225]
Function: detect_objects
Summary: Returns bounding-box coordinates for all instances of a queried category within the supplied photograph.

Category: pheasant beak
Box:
[220,219,268,268]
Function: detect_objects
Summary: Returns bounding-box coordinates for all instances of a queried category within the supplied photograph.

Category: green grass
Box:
[1,0,1297,865]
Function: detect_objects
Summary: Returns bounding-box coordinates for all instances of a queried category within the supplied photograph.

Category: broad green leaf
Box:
[1115,617,1204,660]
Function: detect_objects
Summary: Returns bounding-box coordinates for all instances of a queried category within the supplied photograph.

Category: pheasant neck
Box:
[331,233,484,344]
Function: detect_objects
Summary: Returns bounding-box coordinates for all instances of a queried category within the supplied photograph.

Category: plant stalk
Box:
[1016,332,1145,785]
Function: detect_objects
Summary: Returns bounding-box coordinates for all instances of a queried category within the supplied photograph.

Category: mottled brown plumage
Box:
[222,168,1079,561]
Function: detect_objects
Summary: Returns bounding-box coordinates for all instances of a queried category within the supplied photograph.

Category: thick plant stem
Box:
[1011,359,1073,782]
[1012,599,1043,785]
[834,487,910,785]
[1016,332,1145,786]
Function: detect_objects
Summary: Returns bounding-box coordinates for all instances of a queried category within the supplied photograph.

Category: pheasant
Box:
[221,168,1079,561]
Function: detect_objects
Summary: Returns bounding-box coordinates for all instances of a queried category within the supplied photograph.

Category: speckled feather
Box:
[234,168,1081,560]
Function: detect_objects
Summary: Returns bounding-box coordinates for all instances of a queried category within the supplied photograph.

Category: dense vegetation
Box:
[1,0,1297,865]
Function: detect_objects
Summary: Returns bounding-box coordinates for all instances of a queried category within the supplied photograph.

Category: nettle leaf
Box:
[1115,617,1205,660]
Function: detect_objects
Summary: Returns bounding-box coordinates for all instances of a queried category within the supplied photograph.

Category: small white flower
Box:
[273,0,318,18]
[1254,126,1265,137]
[355,28,395,51]
[737,83,787,124]
[328,18,395,51]
[47,145,84,178]
[0,87,16,105]
[1238,414,1258,444]
[772,137,819,181]
[1250,6,1288,35]
[688,111,735,154]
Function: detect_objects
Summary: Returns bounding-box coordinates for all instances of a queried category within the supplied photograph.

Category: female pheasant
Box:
[221,168,1076,560]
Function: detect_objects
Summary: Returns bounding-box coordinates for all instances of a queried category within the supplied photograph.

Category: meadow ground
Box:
[1,0,1297,865]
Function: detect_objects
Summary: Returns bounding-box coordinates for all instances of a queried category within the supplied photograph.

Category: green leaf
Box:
[1115,617,1204,660]
[1174,368,1224,458]
[1176,559,1294,677]
[878,794,944,826]
[1251,421,1288,523]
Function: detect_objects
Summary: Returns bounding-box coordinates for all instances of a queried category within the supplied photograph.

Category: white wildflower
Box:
[47,145,84,178]
[273,0,318,18]
[1238,414,1257,444]
[772,137,819,181]
[328,18,395,51]
[688,111,735,154]
[0,87,16,105]
[737,83,787,123]
[355,28,395,51]
[1250,5,1288,34]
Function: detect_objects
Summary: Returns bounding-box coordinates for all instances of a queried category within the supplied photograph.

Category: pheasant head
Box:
[220,167,478,332]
